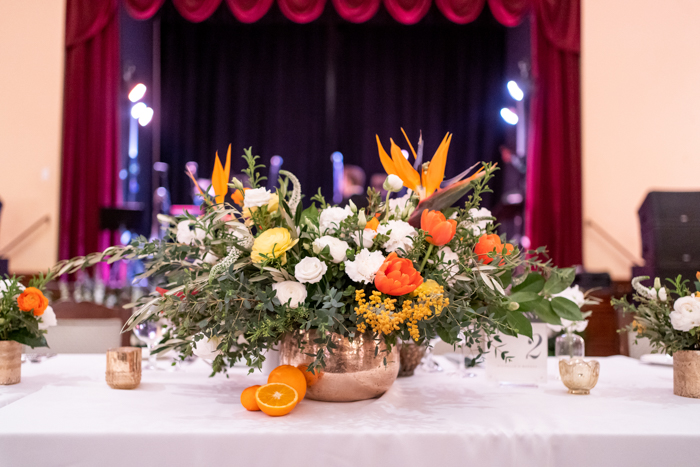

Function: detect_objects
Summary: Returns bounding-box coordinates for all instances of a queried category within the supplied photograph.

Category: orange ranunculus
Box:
[17,287,49,316]
[366,217,379,231]
[374,252,423,296]
[474,234,514,265]
[420,209,457,246]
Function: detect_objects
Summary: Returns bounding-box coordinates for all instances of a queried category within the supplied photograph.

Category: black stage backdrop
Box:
[161,2,506,205]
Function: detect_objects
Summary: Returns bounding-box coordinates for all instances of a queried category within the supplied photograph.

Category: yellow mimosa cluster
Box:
[354,286,448,341]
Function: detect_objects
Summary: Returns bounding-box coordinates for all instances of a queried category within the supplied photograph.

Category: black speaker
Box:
[638,191,700,282]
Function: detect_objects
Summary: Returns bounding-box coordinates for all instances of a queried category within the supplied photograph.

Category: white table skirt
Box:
[0,354,698,467]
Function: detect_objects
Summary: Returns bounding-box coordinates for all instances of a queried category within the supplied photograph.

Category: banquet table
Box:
[0,354,698,467]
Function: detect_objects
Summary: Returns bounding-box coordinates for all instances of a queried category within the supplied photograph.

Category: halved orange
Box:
[255,382,298,417]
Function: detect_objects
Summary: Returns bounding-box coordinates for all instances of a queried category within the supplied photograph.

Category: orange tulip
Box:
[375,252,424,296]
[474,234,514,265]
[420,210,457,246]
[17,287,49,316]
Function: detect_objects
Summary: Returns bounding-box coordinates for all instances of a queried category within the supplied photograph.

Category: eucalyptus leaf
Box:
[551,297,584,321]
[512,273,545,293]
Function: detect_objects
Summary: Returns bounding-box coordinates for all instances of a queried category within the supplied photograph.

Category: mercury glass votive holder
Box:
[558,358,600,395]
[106,347,142,389]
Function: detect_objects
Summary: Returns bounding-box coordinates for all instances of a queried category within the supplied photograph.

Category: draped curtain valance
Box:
[123,0,530,25]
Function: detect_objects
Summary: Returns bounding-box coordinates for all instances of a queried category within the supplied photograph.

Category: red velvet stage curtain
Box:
[333,0,380,23]
[124,0,166,19]
[171,0,222,21]
[277,0,327,23]
[487,0,528,26]
[435,0,484,24]
[226,0,275,22]
[382,0,431,24]
[60,0,121,261]
[525,0,581,267]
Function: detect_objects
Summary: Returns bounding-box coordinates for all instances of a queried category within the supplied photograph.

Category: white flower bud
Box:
[384,174,404,193]
[357,210,367,229]
[230,177,245,191]
[654,277,661,290]
[348,199,358,214]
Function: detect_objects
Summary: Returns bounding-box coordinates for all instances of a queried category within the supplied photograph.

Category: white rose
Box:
[351,229,377,248]
[553,285,586,308]
[437,246,460,285]
[313,236,350,263]
[272,281,308,308]
[384,174,404,192]
[295,257,328,284]
[192,335,222,360]
[459,207,493,235]
[388,194,411,214]
[243,187,272,208]
[38,306,57,330]
[176,221,206,245]
[319,206,353,234]
[345,249,386,284]
[670,296,700,332]
[377,220,417,253]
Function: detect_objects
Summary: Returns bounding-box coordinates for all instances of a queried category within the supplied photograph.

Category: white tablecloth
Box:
[0,354,698,467]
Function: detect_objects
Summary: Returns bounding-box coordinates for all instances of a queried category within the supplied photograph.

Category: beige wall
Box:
[0,0,65,274]
[582,0,700,280]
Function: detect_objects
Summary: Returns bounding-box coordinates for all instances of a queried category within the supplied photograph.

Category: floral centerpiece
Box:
[614,274,700,398]
[0,276,56,385]
[52,131,583,401]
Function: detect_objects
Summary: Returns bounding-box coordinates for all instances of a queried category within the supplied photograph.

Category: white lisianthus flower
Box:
[547,318,589,334]
[384,174,404,192]
[295,257,328,284]
[192,335,222,360]
[459,207,493,235]
[388,194,411,214]
[38,306,57,330]
[351,229,377,249]
[312,236,350,263]
[176,221,206,245]
[552,285,586,308]
[437,246,460,285]
[670,296,700,332]
[345,249,386,284]
[272,281,308,308]
[243,187,272,208]
[377,220,417,253]
[203,252,219,264]
[319,206,353,234]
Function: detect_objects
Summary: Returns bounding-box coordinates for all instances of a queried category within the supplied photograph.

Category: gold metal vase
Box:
[0,340,22,385]
[673,350,700,398]
[279,330,400,402]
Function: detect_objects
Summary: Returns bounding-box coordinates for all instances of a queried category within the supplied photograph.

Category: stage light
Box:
[131,102,147,119]
[138,107,154,126]
[507,81,524,101]
[270,155,283,166]
[500,107,519,125]
[128,83,147,102]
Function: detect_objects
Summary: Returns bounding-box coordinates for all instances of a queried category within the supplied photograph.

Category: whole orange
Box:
[240,385,261,411]
[297,364,322,387]
[268,365,307,400]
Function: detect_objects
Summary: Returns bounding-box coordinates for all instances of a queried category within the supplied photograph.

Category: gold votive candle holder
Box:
[106,347,141,389]
[558,357,600,395]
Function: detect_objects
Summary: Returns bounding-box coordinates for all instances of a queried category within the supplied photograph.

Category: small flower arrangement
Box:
[613,274,700,354]
[52,132,584,375]
[0,276,56,347]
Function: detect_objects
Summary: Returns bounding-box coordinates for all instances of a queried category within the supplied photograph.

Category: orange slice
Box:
[268,365,307,400]
[240,385,261,411]
[255,383,298,417]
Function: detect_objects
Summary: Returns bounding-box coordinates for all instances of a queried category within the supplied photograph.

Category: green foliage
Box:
[241,147,266,188]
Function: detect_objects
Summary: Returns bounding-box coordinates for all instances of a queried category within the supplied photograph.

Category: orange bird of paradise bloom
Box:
[186,145,232,205]
[376,129,485,201]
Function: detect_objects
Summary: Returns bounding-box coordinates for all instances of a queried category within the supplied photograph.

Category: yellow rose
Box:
[411,279,442,297]
[251,227,298,264]
[243,193,279,218]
